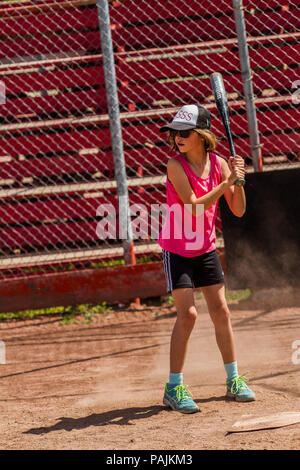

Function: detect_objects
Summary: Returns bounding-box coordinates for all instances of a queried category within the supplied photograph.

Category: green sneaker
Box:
[163,383,200,413]
[226,375,256,402]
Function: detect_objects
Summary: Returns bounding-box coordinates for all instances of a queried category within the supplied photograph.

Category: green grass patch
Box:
[0,301,112,324]
[194,289,251,302]
[0,305,67,321]
[20,256,159,276]
[225,289,251,302]
[0,290,251,323]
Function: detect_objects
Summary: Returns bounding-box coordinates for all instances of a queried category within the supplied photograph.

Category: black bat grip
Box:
[233,169,245,188]
[230,151,245,187]
[230,143,245,188]
[221,122,245,187]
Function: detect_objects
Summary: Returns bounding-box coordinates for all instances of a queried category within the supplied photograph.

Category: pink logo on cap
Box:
[173,105,198,126]
[174,110,193,122]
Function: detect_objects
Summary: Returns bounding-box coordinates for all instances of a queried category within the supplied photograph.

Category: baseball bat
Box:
[210,72,245,187]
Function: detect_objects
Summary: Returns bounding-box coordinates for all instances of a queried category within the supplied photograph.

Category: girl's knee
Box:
[178,307,198,329]
[210,303,231,326]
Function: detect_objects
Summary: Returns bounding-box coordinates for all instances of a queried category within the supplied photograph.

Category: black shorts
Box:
[162,249,225,293]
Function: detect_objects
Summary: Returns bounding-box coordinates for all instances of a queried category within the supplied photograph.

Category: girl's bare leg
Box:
[201,283,236,364]
[170,288,198,373]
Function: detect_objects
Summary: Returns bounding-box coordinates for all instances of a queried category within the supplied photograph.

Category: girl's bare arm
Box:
[167,158,236,216]
[218,156,246,217]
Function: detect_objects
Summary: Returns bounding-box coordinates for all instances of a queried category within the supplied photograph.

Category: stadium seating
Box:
[0,0,299,276]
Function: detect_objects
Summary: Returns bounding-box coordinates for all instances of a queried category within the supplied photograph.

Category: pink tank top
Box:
[157,153,222,257]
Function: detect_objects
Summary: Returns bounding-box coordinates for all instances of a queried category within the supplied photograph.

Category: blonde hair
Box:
[167,128,218,153]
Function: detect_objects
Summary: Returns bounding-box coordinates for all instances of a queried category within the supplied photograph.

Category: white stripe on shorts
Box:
[162,249,173,292]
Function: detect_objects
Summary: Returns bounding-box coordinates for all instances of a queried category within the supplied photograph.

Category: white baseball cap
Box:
[159,104,211,132]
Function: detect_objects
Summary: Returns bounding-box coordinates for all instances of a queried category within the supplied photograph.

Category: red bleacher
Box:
[0,0,299,274]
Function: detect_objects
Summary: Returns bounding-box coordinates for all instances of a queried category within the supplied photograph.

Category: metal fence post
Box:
[233,0,263,172]
[96,0,135,265]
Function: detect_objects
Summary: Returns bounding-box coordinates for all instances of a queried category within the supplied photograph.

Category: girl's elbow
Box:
[233,208,246,217]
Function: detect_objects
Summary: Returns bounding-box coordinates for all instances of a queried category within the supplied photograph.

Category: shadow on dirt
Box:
[230,287,300,312]
[23,395,230,436]
[0,342,168,380]
[195,395,228,404]
[23,405,166,434]
[227,287,300,330]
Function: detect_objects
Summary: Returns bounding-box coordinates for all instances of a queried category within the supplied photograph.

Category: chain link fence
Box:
[0,0,299,283]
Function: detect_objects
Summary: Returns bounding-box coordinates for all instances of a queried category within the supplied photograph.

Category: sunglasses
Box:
[170,129,194,138]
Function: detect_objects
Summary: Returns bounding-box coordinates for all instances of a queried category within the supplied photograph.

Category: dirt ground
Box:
[0,287,299,451]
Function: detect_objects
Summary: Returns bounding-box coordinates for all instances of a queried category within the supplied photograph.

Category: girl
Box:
[158,104,255,413]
